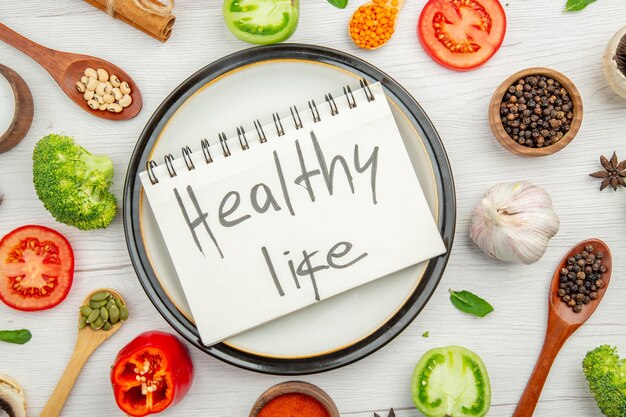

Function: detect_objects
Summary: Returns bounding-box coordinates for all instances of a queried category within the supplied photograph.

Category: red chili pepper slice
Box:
[110,331,194,417]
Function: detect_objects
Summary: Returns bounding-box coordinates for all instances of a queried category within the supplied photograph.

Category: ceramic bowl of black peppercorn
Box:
[489,67,583,157]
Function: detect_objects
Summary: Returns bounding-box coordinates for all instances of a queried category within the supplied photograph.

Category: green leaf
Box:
[565,0,596,12]
[422,331,430,338]
[0,329,32,345]
[327,0,348,8]
[449,289,494,318]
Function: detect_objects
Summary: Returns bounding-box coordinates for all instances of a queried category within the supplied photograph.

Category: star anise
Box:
[589,152,626,191]
[374,409,395,417]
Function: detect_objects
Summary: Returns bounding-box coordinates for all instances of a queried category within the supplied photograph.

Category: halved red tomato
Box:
[0,225,74,311]
[418,0,506,71]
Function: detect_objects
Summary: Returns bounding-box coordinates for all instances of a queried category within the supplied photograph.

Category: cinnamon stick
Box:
[84,0,175,42]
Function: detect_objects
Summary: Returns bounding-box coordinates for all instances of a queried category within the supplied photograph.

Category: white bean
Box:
[96,95,105,105]
[118,94,132,108]
[110,75,121,88]
[76,82,86,93]
[97,68,109,82]
[80,76,89,84]
[112,88,123,101]
[84,90,95,101]
[107,103,123,113]
[104,82,113,94]
[95,82,107,97]
[86,78,98,91]
[87,100,99,110]
[85,68,97,79]
[120,82,131,95]
[103,94,115,104]
[99,103,108,111]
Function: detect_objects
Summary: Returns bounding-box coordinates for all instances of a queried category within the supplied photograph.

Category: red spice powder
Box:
[258,393,330,417]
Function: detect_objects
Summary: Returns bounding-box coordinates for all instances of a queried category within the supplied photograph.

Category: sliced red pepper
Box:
[110,331,194,417]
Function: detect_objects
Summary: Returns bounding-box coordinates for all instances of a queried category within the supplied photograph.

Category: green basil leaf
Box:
[0,329,32,345]
[449,289,494,318]
[327,0,348,9]
[565,0,596,12]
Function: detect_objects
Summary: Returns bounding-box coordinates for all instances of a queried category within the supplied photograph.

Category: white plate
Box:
[124,45,455,374]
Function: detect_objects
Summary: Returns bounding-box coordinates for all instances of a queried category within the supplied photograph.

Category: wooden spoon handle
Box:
[512,320,575,417]
[39,336,101,417]
[0,23,53,62]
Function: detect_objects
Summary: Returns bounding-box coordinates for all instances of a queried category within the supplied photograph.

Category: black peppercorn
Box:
[557,246,608,313]
[500,75,574,148]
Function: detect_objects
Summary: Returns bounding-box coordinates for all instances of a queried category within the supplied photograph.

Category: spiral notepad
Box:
[140,80,446,346]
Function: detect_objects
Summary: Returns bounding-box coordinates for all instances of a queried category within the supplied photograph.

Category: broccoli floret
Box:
[583,345,626,417]
[33,134,117,230]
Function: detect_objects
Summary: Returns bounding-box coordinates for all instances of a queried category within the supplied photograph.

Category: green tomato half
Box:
[412,346,491,417]
[223,0,300,45]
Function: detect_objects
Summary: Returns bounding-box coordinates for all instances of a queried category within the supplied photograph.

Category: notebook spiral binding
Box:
[146,78,376,185]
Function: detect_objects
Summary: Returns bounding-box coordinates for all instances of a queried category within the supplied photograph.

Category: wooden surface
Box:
[1,1,625,416]
[488,67,583,157]
[0,23,143,121]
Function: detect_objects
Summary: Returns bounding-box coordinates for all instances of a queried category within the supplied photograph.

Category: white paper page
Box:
[140,83,446,345]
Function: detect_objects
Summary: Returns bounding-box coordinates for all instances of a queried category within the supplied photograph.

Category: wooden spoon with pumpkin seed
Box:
[39,289,128,417]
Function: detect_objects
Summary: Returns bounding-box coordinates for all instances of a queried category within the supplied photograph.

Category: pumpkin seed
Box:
[89,299,107,309]
[78,316,87,329]
[90,291,111,302]
[80,306,93,317]
[91,317,104,330]
[102,322,112,331]
[86,308,100,324]
[109,305,120,324]
[119,306,129,321]
[100,306,109,322]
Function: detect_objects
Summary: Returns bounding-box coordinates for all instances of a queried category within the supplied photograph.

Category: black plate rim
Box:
[123,43,456,375]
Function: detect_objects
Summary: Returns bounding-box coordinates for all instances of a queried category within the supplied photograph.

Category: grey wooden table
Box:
[1,1,625,416]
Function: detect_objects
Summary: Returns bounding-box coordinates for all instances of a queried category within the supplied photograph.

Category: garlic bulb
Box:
[470,181,559,264]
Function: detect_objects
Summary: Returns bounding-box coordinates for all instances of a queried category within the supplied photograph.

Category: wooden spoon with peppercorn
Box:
[512,239,612,417]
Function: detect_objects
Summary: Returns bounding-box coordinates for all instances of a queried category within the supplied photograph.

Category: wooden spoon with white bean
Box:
[0,23,142,121]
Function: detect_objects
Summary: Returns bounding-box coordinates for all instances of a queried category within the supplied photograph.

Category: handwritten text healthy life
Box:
[173,131,378,302]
